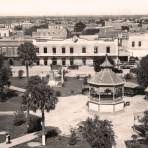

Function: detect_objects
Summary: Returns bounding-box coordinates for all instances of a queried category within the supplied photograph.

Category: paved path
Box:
[0,111,14,115]
[0,131,40,148]
[9,86,26,93]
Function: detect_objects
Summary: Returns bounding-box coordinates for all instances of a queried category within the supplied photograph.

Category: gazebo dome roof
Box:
[88,55,124,86]
[88,69,124,86]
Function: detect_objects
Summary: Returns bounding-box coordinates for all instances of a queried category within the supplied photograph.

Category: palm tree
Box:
[17,42,37,81]
[28,79,58,145]
[18,43,37,126]
[24,76,43,124]
[131,134,138,148]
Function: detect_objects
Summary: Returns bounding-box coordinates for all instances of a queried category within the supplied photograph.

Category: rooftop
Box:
[88,56,124,86]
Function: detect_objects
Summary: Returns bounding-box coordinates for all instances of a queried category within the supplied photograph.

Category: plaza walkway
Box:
[9,86,26,93]
[0,131,40,148]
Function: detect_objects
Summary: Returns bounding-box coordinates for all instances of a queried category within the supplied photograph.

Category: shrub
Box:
[71,90,74,95]
[55,91,61,97]
[112,68,123,73]
[46,128,58,138]
[69,128,77,145]
[0,92,6,102]
[13,110,26,126]
[83,77,88,85]
[18,70,24,79]
[27,115,42,133]
[124,73,132,80]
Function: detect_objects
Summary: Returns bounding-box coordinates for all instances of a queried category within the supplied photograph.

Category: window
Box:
[52,57,57,65]
[70,58,74,65]
[132,41,135,47]
[82,58,86,65]
[62,47,65,54]
[82,47,86,53]
[36,60,40,65]
[70,47,74,54]
[52,47,56,54]
[44,59,48,65]
[44,47,47,53]
[138,41,142,47]
[94,47,98,53]
[106,46,110,53]
[62,58,66,66]
[36,48,39,53]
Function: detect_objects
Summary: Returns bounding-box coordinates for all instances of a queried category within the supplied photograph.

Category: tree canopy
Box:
[74,21,86,32]
[79,116,115,148]
[137,55,148,88]
[93,56,115,72]
[0,55,12,93]
[17,42,38,80]
[17,42,37,65]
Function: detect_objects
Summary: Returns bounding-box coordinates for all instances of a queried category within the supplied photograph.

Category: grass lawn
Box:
[13,135,90,148]
[10,77,27,89]
[53,77,84,97]
[0,91,23,111]
[10,76,84,97]
[0,115,27,143]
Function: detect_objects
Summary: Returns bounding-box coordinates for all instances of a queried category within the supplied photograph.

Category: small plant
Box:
[124,73,132,80]
[27,115,42,133]
[71,90,74,95]
[18,70,24,79]
[69,128,77,145]
[46,128,58,138]
[55,91,61,97]
[13,110,26,126]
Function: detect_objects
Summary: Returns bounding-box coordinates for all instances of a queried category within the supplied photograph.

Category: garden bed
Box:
[13,135,90,148]
[125,139,148,148]
[0,115,27,143]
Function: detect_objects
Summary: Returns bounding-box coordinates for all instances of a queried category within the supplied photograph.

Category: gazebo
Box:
[88,55,125,112]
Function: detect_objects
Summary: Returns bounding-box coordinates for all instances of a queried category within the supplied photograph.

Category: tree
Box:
[137,55,148,88]
[140,111,148,128]
[79,116,115,148]
[23,76,43,127]
[74,21,86,32]
[93,56,115,72]
[28,77,58,145]
[0,55,12,97]
[17,42,37,81]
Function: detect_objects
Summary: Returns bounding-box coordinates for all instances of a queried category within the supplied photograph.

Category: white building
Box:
[127,32,148,57]
[0,28,10,37]
[33,36,119,66]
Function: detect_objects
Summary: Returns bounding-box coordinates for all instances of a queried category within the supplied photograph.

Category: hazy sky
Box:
[0,0,148,16]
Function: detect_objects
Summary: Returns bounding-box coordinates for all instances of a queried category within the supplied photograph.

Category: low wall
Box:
[11,66,51,77]
[88,101,124,113]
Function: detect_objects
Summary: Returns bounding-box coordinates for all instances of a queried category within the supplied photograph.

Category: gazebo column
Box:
[89,86,91,98]
[122,86,124,99]
[98,87,100,112]
[113,87,115,112]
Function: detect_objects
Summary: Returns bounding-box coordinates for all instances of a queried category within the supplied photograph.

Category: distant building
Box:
[0,39,32,65]
[127,32,148,57]
[0,28,10,37]
[32,25,68,39]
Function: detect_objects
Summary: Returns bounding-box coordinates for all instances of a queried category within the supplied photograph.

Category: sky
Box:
[0,0,148,16]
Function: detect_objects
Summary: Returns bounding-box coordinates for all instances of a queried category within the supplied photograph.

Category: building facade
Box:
[127,33,148,57]
[33,37,119,66]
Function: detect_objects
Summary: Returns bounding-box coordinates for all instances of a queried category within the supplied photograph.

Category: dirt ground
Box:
[31,94,148,148]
